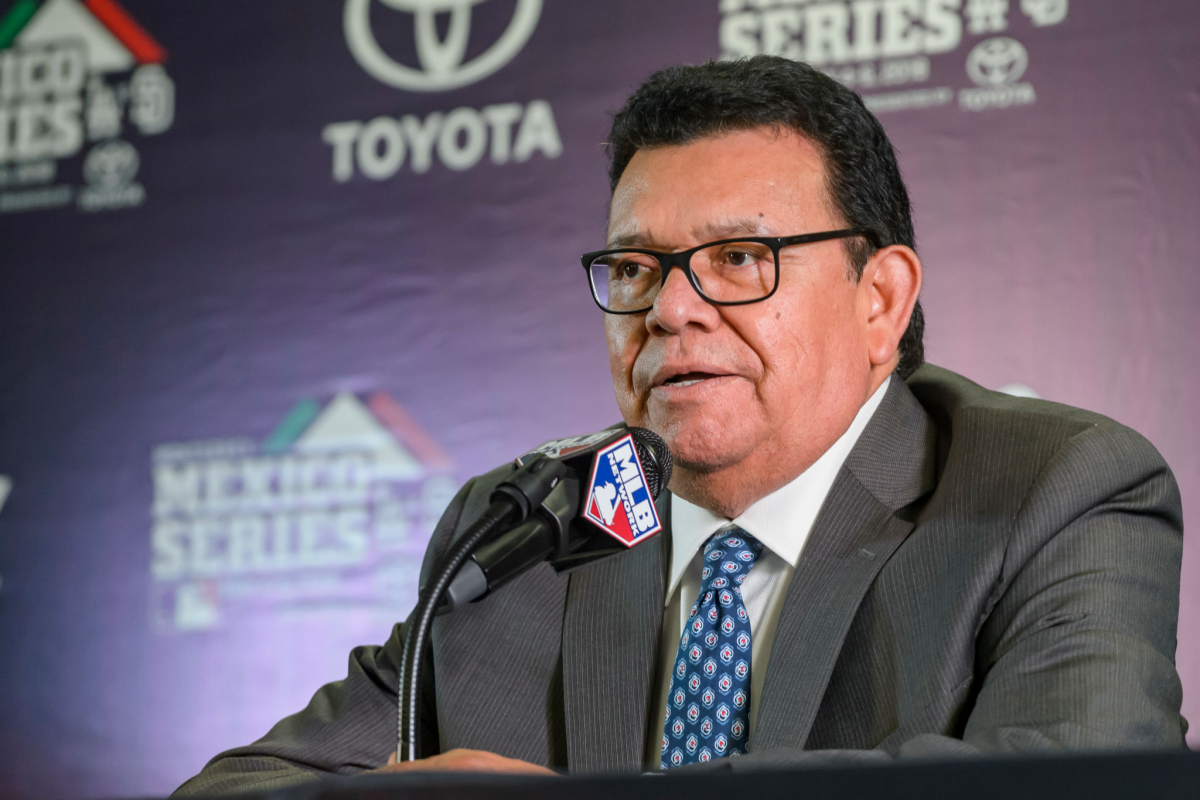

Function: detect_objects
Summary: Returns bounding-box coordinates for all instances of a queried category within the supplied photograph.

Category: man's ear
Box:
[862,245,923,369]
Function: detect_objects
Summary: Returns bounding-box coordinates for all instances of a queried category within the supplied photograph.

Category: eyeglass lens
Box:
[588,241,777,312]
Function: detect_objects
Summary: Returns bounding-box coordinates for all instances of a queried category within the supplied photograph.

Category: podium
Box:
[217,750,1198,800]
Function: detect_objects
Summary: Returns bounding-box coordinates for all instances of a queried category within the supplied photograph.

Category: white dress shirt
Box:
[647,377,890,765]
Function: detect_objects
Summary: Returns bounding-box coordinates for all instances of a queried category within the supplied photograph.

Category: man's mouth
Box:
[661,371,723,387]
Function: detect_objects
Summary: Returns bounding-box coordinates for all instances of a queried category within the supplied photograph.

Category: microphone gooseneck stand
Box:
[395,454,566,763]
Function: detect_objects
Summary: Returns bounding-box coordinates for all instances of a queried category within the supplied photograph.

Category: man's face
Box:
[605,127,877,487]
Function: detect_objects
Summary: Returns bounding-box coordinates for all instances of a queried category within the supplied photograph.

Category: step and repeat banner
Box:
[0,1,1197,796]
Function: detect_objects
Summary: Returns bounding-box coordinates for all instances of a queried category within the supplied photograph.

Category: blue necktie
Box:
[661,528,762,768]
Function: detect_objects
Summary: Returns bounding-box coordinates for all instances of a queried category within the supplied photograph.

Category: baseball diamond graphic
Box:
[0,0,166,66]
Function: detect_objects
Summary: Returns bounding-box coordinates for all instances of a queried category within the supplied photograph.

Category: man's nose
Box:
[647,263,720,334]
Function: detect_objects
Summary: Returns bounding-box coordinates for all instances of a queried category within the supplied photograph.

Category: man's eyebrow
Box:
[693,219,775,240]
[606,219,776,250]
[606,231,656,249]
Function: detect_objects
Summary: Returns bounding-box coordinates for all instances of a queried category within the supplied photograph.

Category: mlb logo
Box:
[583,434,663,546]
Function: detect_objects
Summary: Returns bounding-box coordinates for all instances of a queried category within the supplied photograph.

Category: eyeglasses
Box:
[581,228,881,314]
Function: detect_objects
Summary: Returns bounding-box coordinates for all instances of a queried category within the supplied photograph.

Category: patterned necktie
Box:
[661,528,763,769]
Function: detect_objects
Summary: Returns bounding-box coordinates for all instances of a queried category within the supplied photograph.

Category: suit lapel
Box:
[752,377,936,752]
[751,472,913,750]
[562,492,669,773]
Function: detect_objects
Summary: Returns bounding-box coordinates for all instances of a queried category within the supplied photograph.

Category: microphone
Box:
[440,426,673,613]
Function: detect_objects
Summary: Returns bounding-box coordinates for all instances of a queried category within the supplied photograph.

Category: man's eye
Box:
[618,263,645,280]
[725,251,755,267]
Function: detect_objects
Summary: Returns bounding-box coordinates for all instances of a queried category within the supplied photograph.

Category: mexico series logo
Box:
[583,434,662,547]
[718,0,1068,115]
[0,0,174,214]
[150,391,457,632]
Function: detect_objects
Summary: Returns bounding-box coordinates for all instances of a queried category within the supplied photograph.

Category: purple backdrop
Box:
[0,1,1197,797]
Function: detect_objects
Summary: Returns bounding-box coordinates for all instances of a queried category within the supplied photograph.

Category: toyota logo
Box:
[344,0,542,92]
[84,141,140,189]
[966,37,1030,87]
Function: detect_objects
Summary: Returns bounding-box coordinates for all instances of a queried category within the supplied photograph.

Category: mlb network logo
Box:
[584,434,662,547]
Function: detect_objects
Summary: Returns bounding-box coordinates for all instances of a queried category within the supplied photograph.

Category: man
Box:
[176,56,1185,794]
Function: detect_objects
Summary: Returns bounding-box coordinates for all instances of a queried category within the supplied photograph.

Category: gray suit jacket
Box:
[175,365,1186,795]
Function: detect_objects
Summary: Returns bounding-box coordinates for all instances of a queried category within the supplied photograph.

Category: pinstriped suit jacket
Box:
[175,365,1186,795]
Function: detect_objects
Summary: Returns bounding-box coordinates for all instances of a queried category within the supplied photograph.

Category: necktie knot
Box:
[700,529,762,592]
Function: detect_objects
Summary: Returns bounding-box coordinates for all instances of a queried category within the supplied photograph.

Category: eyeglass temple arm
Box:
[778,227,882,249]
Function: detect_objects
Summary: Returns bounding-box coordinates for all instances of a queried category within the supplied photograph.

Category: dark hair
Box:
[606,56,925,379]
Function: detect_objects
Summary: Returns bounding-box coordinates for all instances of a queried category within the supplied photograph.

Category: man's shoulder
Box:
[905,364,1172,504]
[907,363,1110,433]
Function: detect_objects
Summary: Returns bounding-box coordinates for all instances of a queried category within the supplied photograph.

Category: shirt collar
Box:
[666,376,891,603]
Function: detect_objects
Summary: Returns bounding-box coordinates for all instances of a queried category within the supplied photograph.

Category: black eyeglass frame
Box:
[581,227,883,315]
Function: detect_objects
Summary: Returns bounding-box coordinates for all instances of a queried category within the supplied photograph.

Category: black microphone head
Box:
[629,427,673,499]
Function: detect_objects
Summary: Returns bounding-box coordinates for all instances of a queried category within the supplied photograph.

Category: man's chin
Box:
[653,420,755,476]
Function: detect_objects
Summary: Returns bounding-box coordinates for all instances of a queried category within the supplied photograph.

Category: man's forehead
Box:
[605,129,831,243]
